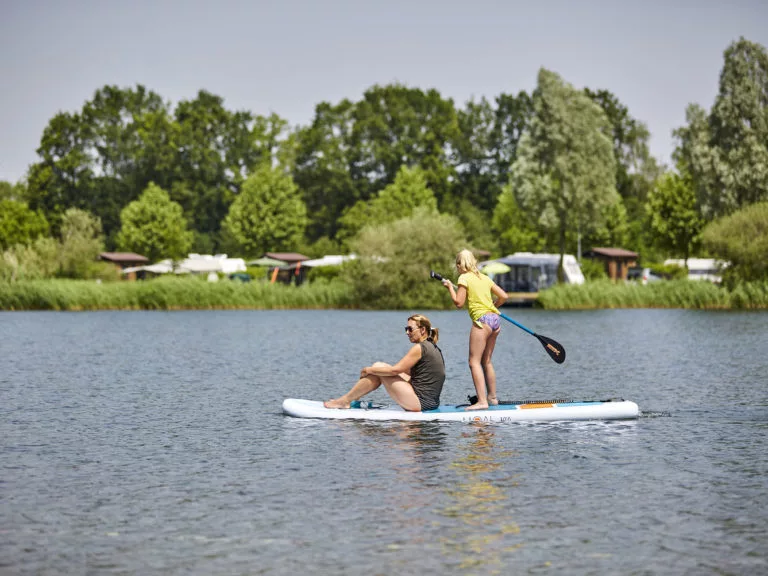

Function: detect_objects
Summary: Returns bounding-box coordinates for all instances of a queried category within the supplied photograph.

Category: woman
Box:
[442,249,507,410]
[324,314,445,411]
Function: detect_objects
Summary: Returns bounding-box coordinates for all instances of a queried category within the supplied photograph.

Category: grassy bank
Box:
[537,279,768,310]
[0,277,356,311]
[2,277,768,311]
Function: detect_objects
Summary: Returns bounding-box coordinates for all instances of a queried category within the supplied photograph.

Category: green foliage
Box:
[0,180,28,202]
[58,208,105,279]
[441,197,498,256]
[116,182,193,261]
[537,279,746,309]
[221,164,308,257]
[298,235,342,259]
[306,265,344,284]
[344,208,467,309]
[0,237,59,282]
[0,200,49,251]
[579,258,608,281]
[585,88,660,250]
[452,92,534,212]
[674,38,768,220]
[0,276,355,311]
[650,262,688,280]
[646,171,703,261]
[492,183,546,254]
[509,69,619,275]
[701,201,768,284]
[337,166,437,242]
[586,199,630,249]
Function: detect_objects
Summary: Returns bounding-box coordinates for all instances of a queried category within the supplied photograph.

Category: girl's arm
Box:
[443,280,467,308]
[492,283,508,308]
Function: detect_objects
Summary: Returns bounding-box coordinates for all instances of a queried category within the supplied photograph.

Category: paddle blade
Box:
[536,333,566,363]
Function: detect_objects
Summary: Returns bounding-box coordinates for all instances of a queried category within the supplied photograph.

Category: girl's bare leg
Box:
[466,324,492,410]
[482,329,501,404]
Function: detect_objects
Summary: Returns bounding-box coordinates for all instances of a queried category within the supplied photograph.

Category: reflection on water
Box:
[439,424,522,573]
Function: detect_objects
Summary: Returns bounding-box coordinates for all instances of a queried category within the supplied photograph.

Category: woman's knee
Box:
[371,361,390,368]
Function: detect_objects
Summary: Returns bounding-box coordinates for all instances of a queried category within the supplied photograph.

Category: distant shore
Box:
[1,277,767,311]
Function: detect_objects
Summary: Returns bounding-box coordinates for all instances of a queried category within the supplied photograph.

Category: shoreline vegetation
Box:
[1,277,767,311]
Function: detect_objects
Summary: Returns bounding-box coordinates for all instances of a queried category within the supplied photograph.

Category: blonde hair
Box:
[408,313,439,344]
[455,249,479,275]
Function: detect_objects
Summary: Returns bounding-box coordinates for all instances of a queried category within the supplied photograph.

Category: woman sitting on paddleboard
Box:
[441,249,507,410]
[324,314,445,411]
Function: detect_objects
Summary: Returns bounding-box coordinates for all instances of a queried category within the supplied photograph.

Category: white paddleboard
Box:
[282,398,639,422]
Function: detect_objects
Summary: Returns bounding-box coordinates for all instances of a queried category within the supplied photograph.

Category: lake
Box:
[2,309,767,574]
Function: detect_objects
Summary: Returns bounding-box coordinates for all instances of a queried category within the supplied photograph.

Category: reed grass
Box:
[536,279,768,310]
[2,277,767,311]
[0,277,355,311]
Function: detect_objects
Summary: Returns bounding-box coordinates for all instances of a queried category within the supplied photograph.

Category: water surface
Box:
[2,309,767,574]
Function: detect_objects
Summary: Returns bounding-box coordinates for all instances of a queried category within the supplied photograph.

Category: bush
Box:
[701,201,768,286]
[345,208,468,309]
[579,258,607,281]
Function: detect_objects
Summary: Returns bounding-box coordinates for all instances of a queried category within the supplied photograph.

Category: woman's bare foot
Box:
[323,398,351,409]
[488,396,499,406]
[465,402,489,411]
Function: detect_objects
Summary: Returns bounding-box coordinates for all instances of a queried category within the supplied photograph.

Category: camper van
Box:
[663,258,726,283]
[486,253,585,304]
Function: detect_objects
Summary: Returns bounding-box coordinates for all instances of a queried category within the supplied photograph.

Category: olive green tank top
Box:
[410,340,445,411]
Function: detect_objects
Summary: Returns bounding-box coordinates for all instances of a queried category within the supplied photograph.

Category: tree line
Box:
[2,37,767,286]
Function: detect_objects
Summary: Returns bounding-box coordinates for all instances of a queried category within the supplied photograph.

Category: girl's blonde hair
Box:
[455,249,479,275]
[408,314,439,344]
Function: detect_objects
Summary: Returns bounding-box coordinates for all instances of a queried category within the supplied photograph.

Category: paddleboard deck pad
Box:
[282,398,639,422]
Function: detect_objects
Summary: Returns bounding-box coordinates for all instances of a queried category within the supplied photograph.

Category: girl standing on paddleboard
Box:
[441,249,507,410]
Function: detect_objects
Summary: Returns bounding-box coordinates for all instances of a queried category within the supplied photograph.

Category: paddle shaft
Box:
[430,270,566,363]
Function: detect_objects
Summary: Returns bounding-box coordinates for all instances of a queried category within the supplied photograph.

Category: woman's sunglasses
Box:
[404,326,420,334]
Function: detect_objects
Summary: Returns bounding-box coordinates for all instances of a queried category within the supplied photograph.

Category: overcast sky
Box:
[2,0,767,183]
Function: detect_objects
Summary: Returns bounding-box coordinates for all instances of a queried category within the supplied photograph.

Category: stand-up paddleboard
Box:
[282,398,639,422]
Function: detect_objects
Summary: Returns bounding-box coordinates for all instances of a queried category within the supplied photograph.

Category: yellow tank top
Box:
[457,272,499,324]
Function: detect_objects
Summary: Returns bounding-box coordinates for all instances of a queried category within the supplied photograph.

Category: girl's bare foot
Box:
[488,396,499,406]
[465,402,489,411]
[323,398,350,409]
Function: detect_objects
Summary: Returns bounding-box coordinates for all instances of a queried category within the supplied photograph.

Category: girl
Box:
[442,250,507,410]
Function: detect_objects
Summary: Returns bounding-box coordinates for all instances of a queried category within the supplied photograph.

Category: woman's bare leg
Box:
[324,375,382,409]
[466,324,492,410]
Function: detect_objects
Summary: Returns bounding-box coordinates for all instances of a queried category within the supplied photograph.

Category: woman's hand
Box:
[360,366,371,378]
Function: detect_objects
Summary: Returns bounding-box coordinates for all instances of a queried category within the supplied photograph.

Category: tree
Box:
[674,38,768,220]
[344,208,467,309]
[293,99,358,241]
[0,180,28,202]
[646,171,703,264]
[701,201,768,284]
[221,165,307,257]
[508,69,619,279]
[116,182,193,261]
[337,165,437,242]
[585,88,660,251]
[491,184,546,254]
[58,208,106,278]
[0,200,50,251]
[452,92,533,213]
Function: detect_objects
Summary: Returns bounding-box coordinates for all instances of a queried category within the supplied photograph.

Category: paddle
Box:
[430,270,566,364]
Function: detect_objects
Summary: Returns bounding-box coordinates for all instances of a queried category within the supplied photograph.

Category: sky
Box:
[2,0,767,183]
